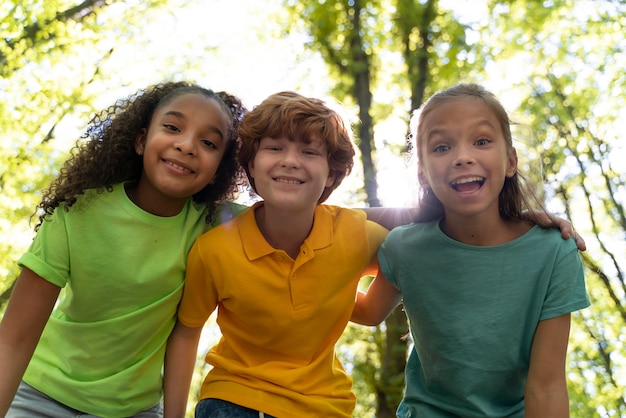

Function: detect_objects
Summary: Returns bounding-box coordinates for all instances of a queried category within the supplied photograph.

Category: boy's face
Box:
[249,136,335,211]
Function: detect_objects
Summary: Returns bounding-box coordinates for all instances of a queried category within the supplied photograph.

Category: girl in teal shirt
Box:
[352,83,589,417]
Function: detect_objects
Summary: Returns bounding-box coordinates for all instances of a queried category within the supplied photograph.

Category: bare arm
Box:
[0,267,60,416]
[525,314,571,418]
[361,207,418,231]
[163,320,203,418]
[351,269,402,326]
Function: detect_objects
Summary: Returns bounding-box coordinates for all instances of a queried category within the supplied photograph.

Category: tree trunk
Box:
[376,305,409,417]
[350,0,381,208]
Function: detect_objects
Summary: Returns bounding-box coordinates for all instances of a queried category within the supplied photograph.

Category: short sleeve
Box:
[365,219,388,264]
[18,209,70,288]
[377,231,402,291]
[177,238,220,327]
[540,241,590,320]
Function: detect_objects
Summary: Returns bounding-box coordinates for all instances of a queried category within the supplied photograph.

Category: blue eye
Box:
[433,144,449,153]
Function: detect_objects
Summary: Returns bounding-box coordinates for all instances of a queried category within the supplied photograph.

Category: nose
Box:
[453,144,475,167]
[174,135,196,156]
[280,147,301,168]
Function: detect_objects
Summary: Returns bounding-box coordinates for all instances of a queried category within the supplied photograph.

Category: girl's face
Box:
[248,136,335,213]
[418,98,517,220]
[134,93,230,215]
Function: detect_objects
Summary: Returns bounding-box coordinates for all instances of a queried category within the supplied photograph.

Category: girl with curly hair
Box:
[0,81,247,418]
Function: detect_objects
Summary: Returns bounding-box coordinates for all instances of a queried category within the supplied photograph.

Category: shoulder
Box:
[379,221,439,259]
[188,200,248,228]
[320,205,366,220]
[46,184,122,220]
[317,205,387,240]
[200,206,248,235]
[315,205,368,229]
[523,226,579,253]
[213,201,248,223]
[387,220,437,241]
[504,227,583,279]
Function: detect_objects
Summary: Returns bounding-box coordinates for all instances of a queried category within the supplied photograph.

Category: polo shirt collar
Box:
[240,201,334,261]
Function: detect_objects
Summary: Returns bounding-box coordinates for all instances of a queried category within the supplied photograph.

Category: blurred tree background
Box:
[1,0,624,416]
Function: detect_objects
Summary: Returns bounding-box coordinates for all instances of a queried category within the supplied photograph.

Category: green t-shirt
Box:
[19,183,244,417]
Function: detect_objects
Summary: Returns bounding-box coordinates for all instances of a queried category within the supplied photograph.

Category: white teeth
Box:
[452,176,483,185]
[275,178,302,184]
[167,161,191,173]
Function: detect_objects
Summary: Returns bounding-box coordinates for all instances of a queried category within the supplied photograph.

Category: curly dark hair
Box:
[35,81,247,230]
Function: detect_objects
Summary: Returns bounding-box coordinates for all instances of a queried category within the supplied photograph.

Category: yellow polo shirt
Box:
[178,202,388,417]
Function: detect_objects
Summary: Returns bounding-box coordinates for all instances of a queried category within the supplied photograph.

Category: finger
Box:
[574,232,587,251]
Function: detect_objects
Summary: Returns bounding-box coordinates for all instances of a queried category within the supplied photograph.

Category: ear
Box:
[417,168,430,188]
[135,129,147,155]
[325,171,337,188]
[506,147,518,178]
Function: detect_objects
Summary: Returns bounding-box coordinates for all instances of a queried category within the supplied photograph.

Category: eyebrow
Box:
[162,110,226,140]
[426,119,497,140]
[472,119,498,130]
[426,128,446,140]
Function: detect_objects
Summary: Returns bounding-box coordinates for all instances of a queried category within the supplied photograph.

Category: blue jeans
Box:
[7,381,163,418]
[195,398,275,418]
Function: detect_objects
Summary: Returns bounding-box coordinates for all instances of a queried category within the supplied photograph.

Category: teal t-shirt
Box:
[378,221,590,418]
[18,183,244,417]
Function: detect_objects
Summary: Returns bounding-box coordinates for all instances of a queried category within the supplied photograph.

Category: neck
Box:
[440,212,530,246]
[125,184,187,217]
[254,203,316,259]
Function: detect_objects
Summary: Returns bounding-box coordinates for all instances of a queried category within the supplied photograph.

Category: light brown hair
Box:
[409,83,548,223]
[238,91,355,203]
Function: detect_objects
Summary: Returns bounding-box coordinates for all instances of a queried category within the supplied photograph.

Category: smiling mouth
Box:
[165,160,194,174]
[274,177,303,185]
[451,176,485,192]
